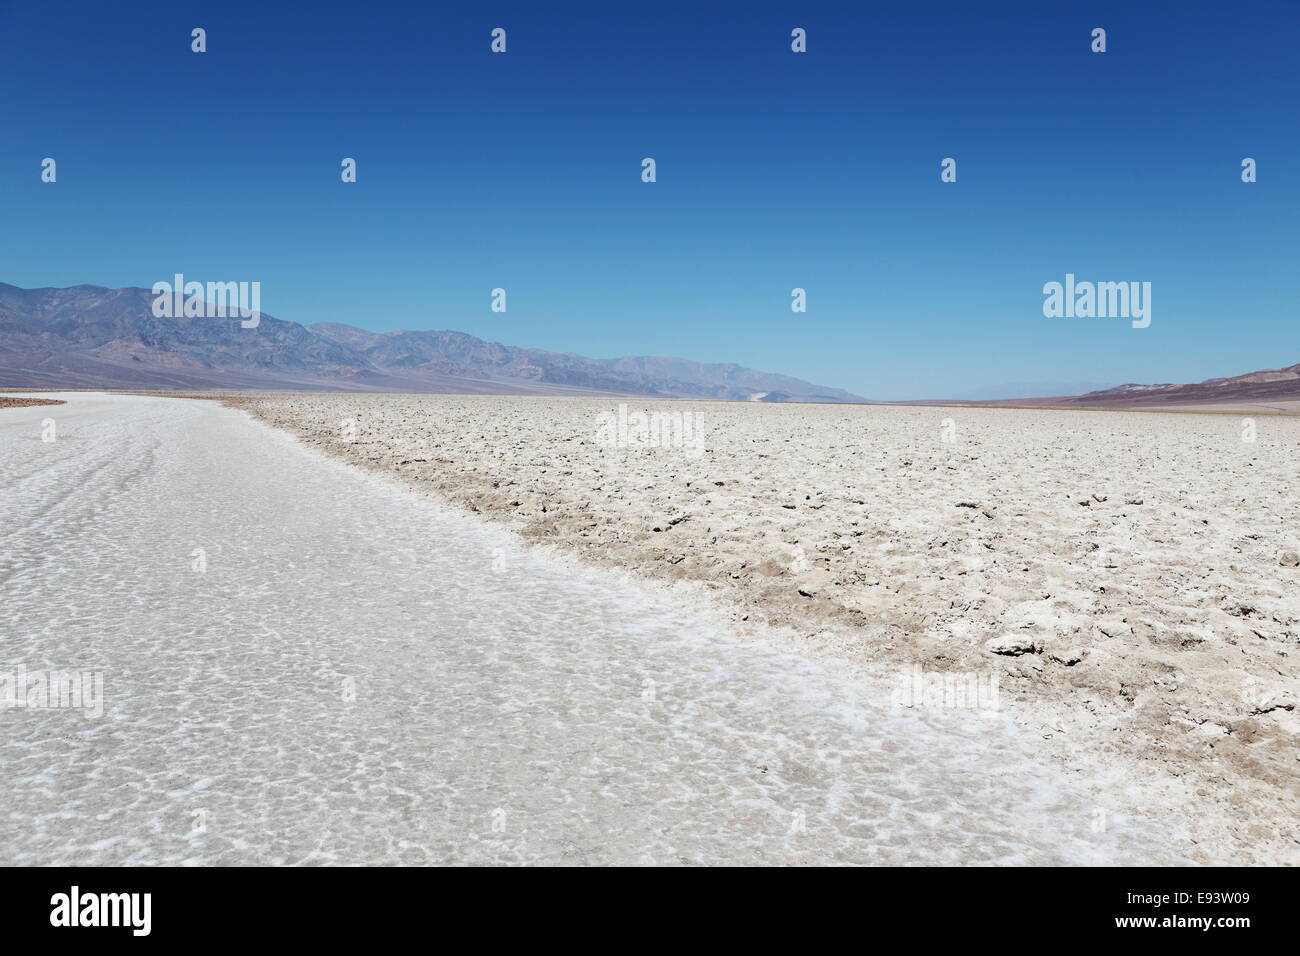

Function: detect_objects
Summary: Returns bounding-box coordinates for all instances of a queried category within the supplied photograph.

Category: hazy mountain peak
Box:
[0,283,866,402]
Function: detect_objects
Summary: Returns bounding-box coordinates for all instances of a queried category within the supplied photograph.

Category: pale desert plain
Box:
[4,389,1297,865]
[214,392,1299,865]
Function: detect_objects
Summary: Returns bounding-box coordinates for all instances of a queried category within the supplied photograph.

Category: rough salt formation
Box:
[220,392,1300,864]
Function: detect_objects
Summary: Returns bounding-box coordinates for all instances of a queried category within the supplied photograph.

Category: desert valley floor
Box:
[2,391,1296,864]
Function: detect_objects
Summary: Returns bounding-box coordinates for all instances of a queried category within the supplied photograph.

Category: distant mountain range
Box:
[1051,363,1300,407]
[0,283,865,403]
[971,363,1300,409]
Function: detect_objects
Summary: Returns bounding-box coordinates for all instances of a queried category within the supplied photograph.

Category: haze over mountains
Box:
[0,284,865,402]
[4,283,1295,410]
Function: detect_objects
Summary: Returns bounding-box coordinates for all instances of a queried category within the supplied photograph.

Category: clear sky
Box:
[1,0,1295,399]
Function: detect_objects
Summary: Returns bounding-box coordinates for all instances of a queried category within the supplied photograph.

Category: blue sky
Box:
[1,0,1295,399]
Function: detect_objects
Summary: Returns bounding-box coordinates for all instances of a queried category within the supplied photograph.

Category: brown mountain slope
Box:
[966,363,1300,410]
[0,283,867,402]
